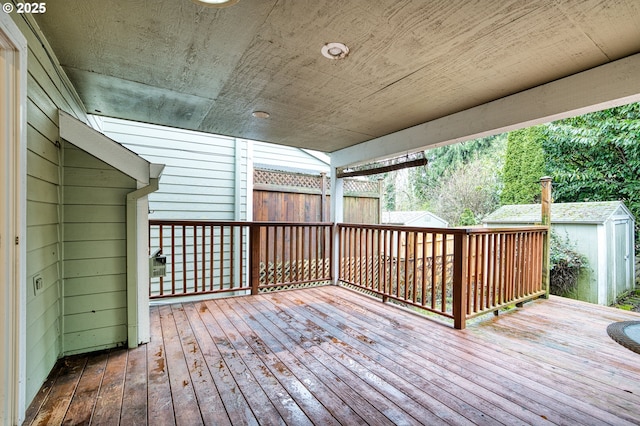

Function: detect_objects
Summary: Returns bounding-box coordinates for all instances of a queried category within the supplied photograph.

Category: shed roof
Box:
[483,201,633,225]
[382,211,447,226]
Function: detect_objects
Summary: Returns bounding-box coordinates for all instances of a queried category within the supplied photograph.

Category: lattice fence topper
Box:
[254,168,379,195]
[254,169,326,189]
[342,179,378,194]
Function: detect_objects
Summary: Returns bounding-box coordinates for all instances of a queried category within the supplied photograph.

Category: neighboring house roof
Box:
[483,201,634,225]
[382,211,448,226]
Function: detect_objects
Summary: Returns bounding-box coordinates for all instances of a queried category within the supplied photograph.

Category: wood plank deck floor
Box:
[24,285,640,425]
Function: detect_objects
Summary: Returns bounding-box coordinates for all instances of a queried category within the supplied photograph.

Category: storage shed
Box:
[483,201,635,305]
[382,211,448,228]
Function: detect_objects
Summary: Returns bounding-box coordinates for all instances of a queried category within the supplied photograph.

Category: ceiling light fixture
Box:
[252,111,270,119]
[321,42,349,60]
[191,0,239,8]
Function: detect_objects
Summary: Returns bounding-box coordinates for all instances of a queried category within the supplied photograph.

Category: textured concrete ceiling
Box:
[35,0,640,153]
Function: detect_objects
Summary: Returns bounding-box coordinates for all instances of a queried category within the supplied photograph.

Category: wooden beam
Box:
[336,156,427,178]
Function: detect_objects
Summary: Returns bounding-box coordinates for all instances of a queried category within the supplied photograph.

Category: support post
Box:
[540,176,552,298]
[330,166,344,285]
[377,177,384,224]
[250,224,261,295]
[453,233,468,330]
[320,172,327,222]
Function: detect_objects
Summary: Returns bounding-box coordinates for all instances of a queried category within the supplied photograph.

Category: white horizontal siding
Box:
[98,116,247,221]
[252,141,329,173]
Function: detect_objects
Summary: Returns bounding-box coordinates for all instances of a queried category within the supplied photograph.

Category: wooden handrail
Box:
[149,220,547,330]
[149,221,333,299]
[336,223,548,329]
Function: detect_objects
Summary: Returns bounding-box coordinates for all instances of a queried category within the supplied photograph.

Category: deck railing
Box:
[148,220,332,299]
[149,220,547,329]
[249,222,333,292]
[337,224,548,328]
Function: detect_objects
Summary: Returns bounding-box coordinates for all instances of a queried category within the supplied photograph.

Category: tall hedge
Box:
[501,126,546,205]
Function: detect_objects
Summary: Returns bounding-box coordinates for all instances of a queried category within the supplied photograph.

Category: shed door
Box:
[614,220,630,299]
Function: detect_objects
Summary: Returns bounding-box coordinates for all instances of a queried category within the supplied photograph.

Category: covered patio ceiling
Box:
[34,0,640,166]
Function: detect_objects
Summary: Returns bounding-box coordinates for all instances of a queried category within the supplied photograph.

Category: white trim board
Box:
[59,110,151,184]
[0,12,28,426]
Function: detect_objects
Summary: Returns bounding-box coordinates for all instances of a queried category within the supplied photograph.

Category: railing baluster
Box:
[171,225,176,295]
[158,225,164,297]
[431,232,437,310]
[441,232,448,312]
[220,225,225,290]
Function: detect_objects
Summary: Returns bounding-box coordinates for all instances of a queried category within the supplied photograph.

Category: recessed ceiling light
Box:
[321,42,349,60]
[252,111,270,119]
[191,0,239,8]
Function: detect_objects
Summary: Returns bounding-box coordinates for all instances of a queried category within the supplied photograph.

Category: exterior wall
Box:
[607,216,635,303]
[252,141,329,174]
[553,223,599,304]
[97,117,249,297]
[407,216,448,228]
[10,13,88,403]
[62,142,135,354]
[98,117,248,221]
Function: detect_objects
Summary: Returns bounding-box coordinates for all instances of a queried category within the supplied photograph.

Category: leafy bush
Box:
[549,231,588,296]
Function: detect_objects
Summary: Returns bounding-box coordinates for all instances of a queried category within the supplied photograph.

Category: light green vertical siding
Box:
[62,143,135,354]
[10,13,87,403]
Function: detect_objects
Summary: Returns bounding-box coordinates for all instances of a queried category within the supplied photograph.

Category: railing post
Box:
[453,232,468,330]
[250,224,261,295]
[540,176,552,298]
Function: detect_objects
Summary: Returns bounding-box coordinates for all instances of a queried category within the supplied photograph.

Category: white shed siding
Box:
[98,117,248,221]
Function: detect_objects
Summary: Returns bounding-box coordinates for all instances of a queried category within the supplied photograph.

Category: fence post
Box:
[540,177,552,298]
[453,232,468,330]
[250,224,261,295]
[320,172,327,222]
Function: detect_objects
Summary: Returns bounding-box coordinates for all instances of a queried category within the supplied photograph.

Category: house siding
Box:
[97,117,248,221]
[11,13,88,403]
[252,141,329,173]
[61,142,135,355]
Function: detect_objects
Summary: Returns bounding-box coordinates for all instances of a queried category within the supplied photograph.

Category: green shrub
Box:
[549,231,588,296]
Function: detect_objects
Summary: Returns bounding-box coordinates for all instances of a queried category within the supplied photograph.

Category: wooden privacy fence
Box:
[337,224,548,329]
[149,220,547,329]
[148,220,332,299]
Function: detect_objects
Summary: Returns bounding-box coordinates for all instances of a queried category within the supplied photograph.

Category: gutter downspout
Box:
[126,166,162,348]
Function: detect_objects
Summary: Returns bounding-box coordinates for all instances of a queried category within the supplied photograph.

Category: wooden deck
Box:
[24,285,640,425]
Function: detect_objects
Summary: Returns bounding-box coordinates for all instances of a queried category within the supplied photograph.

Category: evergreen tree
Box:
[501,126,546,205]
[544,102,640,250]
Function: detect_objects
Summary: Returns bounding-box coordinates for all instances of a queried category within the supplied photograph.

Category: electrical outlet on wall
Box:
[33,274,44,296]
